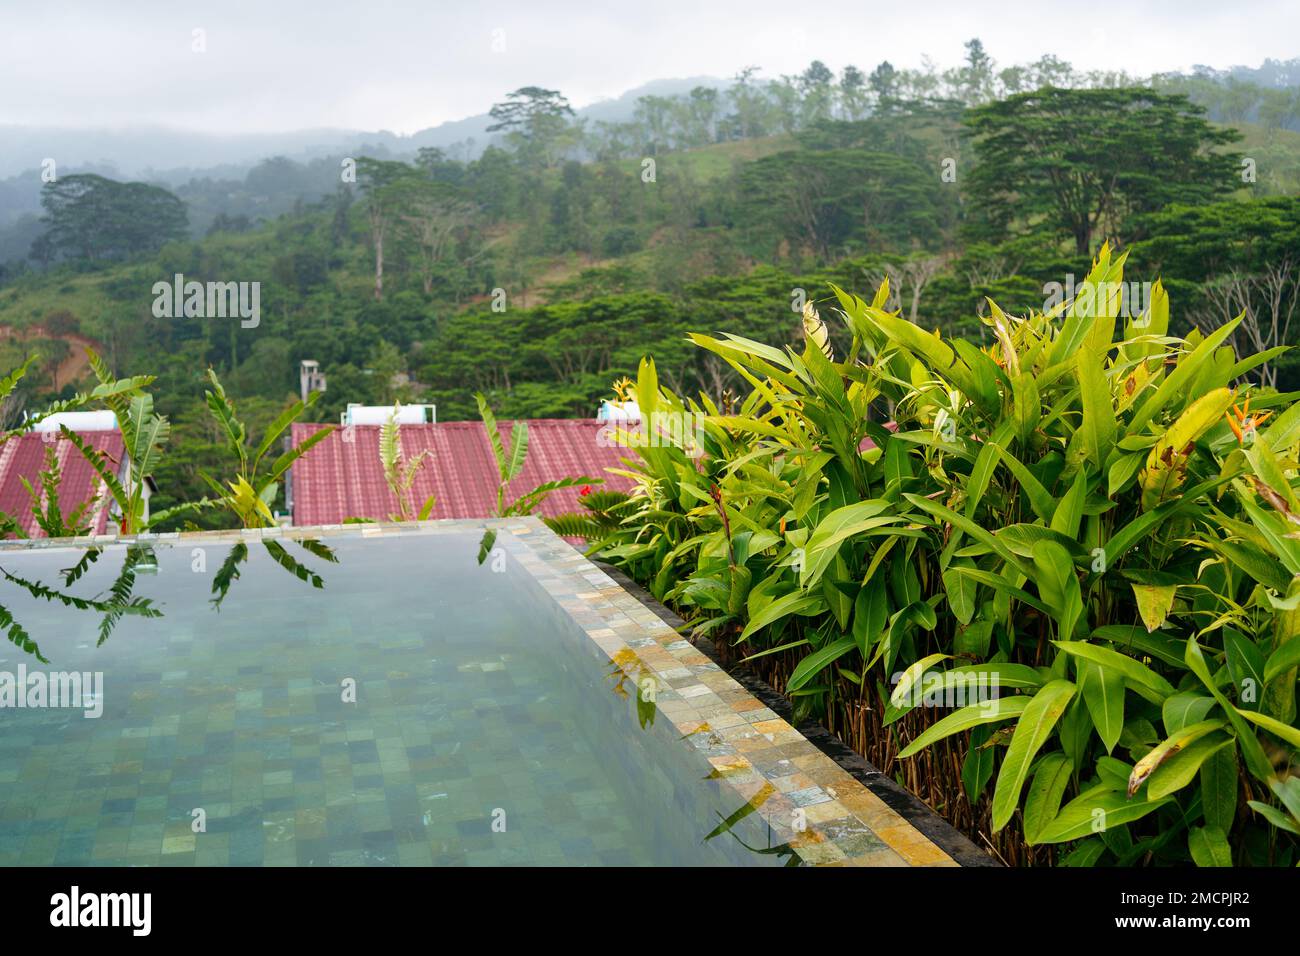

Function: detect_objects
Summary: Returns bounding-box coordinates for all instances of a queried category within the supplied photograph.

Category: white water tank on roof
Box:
[597,399,641,421]
[28,411,118,433]
[342,404,436,426]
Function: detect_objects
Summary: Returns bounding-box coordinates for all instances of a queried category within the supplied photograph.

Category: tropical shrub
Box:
[582,245,1300,866]
[19,347,192,535]
[474,392,602,517]
[380,405,437,522]
[60,350,172,535]
[199,368,333,528]
[18,446,96,538]
[473,392,604,562]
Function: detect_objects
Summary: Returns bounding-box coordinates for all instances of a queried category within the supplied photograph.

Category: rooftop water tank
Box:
[342,404,436,426]
[28,411,119,433]
[597,399,641,421]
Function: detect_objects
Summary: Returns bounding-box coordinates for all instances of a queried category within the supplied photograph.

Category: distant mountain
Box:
[567,76,728,124]
[1199,57,1300,88]
[0,76,729,184]
[0,126,371,183]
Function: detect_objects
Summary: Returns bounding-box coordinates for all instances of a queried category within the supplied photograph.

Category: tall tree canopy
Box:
[36,173,188,262]
[964,87,1240,255]
[734,149,944,261]
[487,87,578,166]
[486,86,575,133]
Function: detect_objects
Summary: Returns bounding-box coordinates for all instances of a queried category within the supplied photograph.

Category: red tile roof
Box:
[0,431,124,537]
[288,420,635,525]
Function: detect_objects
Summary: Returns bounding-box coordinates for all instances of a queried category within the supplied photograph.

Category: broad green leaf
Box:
[890,653,951,708]
[1011,371,1040,445]
[996,524,1087,559]
[1244,434,1299,513]
[1128,720,1225,795]
[1033,541,1083,638]
[800,500,894,587]
[1269,777,1300,819]
[786,637,857,693]
[1058,839,1108,865]
[1034,790,1172,845]
[1200,745,1239,833]
[1217,539,1291,593]
[991,680,1077,831]
[1077,349,1115,467]
[1127,316,1242,434]
[1050,470,1087,539]
[934,663,1045,693]
[1223,629,1266,712]
[993,445,1056,522]
[504,421,529,482]
[851,577,887,656]
[1246,800,1300,835]
[1079,659,1124,753]
[1264,636,1300,685]
[1093,624,1186,669]
[1162,693,1217,735]
[1107,451,1145,496]
[897,696,1031,759]
[737,590,826,642]
[1187,826,1233,867]
[905,494,1032,578]
[1103,473,1233,568]
[942,564,977,625]
[1023,752,1073,844]
[952,566,1052,615]
[964,427,1012,520]
[1055,640,1175,701]
[475,392,509,480]
[1185,637,1275,784]
[1235,706,1300,749]
[962,727,996,804]
[863,306,997,416]
[1147,733,1233,800]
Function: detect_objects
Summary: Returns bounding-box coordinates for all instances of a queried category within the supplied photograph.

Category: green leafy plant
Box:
[545,489,635,540]
[380,404,436,521]
[0,349,157,536]
[588,246,1300,866]
[58,349,171,535]
[20,445,95,538]
[475,392,601,516]
[199,368,335,528]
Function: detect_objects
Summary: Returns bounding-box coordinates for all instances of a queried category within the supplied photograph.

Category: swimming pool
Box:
[0,519,961,866]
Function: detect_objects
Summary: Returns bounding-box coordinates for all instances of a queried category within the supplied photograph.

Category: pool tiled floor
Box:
[0,518,965,866]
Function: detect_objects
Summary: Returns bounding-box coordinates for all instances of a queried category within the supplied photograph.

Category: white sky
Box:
[0,0,1295,133]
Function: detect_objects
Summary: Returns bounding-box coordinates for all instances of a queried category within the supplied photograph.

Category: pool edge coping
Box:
[592,561,999,868]
[493,518,983,867]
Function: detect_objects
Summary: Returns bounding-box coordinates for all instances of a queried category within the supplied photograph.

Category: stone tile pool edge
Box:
[2,517,974,868]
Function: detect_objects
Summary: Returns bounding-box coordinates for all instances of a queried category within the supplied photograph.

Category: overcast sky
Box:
[1,0,1296,133]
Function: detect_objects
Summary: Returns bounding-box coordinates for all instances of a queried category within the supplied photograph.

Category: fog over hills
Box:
[0,76,726,182]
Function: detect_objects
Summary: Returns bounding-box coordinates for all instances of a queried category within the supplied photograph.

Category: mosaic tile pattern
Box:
[0,519,957,866]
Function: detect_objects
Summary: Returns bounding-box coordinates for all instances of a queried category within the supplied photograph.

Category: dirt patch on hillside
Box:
[0,325,103,390]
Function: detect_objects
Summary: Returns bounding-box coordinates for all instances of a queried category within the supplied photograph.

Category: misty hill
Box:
[0,76,727,183]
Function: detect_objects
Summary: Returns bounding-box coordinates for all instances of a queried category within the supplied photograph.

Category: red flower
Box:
[579,485,592,496]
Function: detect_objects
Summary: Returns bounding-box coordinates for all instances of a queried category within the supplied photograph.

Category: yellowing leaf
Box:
[1131,582,1177,633]
[1128,719,1225,796]
[1140,387,1235,510]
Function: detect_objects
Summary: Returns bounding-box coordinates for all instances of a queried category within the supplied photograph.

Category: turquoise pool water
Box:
[0,530,789,866]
